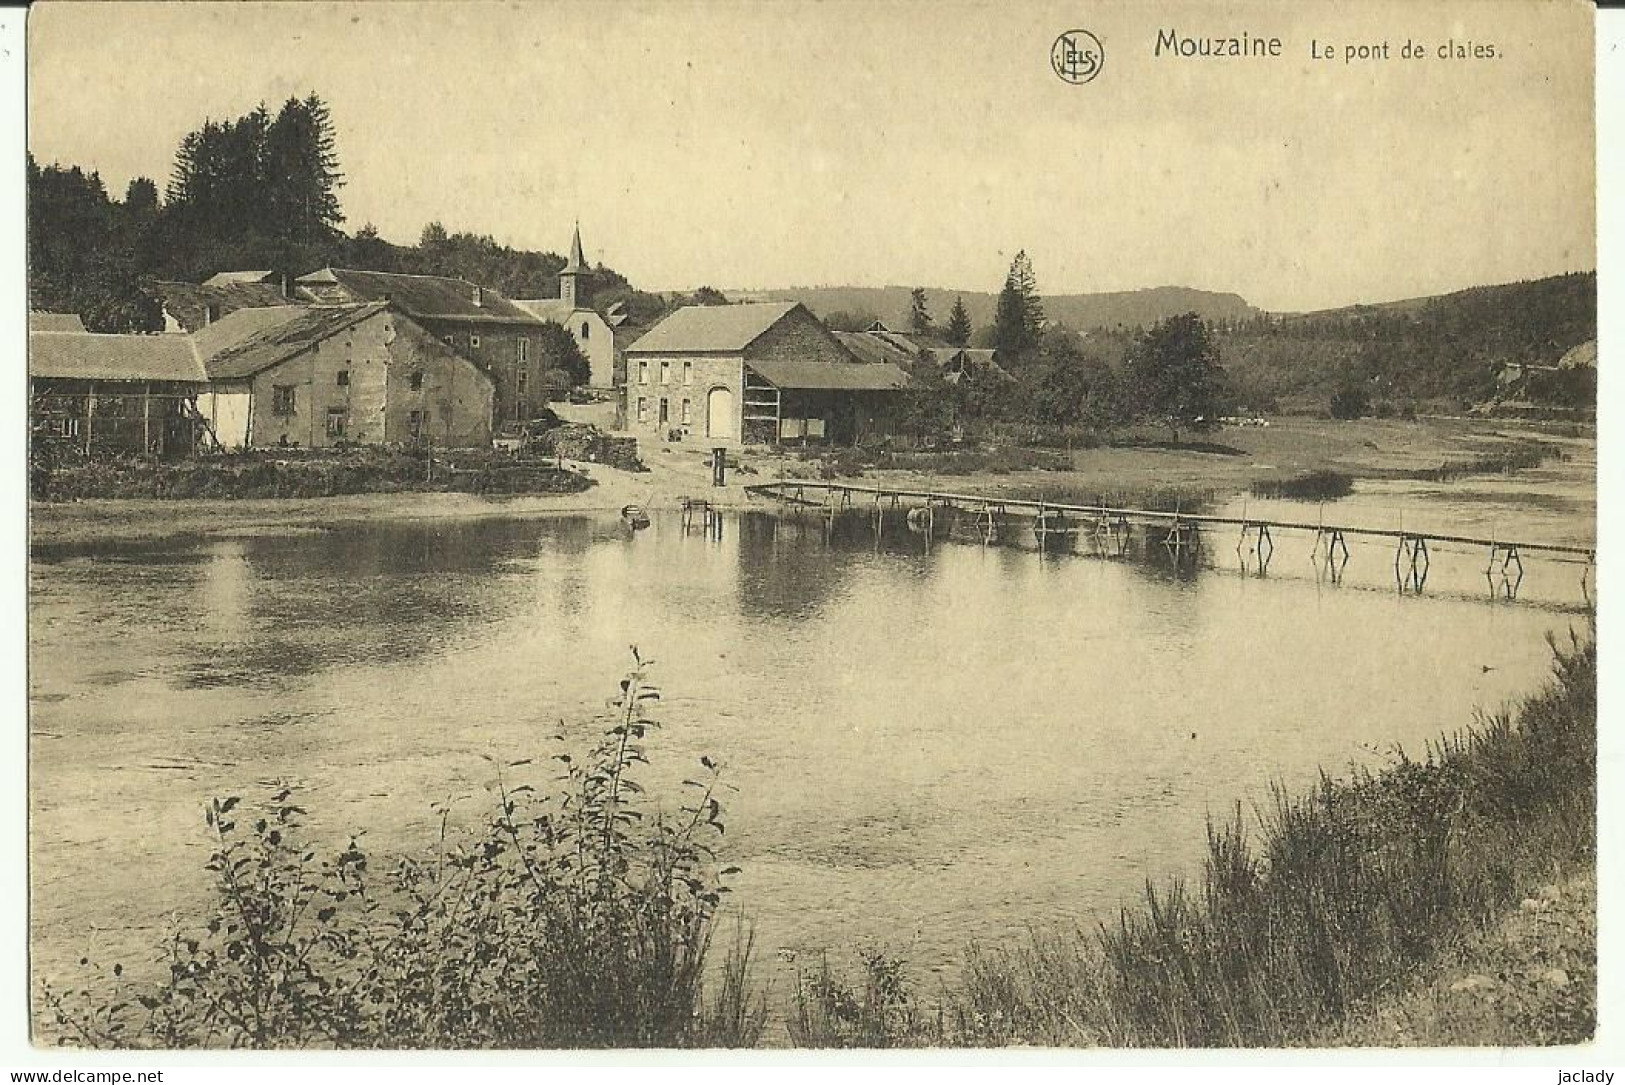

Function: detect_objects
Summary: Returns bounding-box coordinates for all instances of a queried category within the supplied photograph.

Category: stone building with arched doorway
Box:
[622,301,909,446]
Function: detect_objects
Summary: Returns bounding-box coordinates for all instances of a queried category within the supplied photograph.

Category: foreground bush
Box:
[42,652,763,1049]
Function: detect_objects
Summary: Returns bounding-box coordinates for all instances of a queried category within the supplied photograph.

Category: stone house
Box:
[295,267,549,425]
[624,302,909,446]
[29,303,494,454]
[198,303,494,450]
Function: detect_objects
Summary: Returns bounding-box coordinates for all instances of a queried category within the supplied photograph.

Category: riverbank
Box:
[29,415,1592,548]
[1311,867,1596,1047]
[791,632,1596,1048]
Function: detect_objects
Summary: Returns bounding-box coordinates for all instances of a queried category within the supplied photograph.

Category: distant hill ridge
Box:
[726,284,1259,332]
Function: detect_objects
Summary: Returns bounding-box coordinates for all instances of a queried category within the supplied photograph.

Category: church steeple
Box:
[560,222,590,310]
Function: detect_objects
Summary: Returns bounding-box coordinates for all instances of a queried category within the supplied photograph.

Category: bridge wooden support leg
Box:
[1486,543,1524,601]
[1395,534,1430,594]
[1311,528,1350,583]
[1237,522,1274,575]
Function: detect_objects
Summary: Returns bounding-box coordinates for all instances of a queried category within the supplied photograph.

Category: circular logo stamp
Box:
[1051,29,1104,84]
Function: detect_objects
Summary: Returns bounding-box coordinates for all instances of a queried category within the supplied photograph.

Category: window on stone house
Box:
[326,407,347,438]
[518,370,529,396]
[638,360,649,384]
[410,371,424,391]
[637,397,648,422]
[681,398,692,425]
[336,370,350,387]
[471,335,481,349]
[518,338,529,363]
[683,360,693,385]
[272,385,296,416]
[407,410,423,438]
[660,360,670,384]
[581,322,590,340]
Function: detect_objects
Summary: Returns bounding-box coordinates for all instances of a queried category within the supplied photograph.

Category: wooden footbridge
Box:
[743,479,1596,602]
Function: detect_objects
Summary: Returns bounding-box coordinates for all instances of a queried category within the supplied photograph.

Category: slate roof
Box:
[511,298,584,323]
[626,301,801,354]
[146,279,299,332]
[562,224,588,274]
[203,270,280,287]
[204,303,388,380]
[745,358,909,392]
[299,268,541,324]
[834,331,916,366]
[29,303,394,384]
[29,332,207,382]
[29,312,87,333]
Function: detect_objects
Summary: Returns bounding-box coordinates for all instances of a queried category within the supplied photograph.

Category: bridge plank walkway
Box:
[744,480,1595,560]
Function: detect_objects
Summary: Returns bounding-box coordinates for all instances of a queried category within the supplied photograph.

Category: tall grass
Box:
[41,652,763,1049]
[792,630,1595,1047]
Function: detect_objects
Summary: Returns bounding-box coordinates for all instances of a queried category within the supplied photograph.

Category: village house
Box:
[510,225,621,390]
[197,302,494,450]
[29,302,494,455]
[294,266,549,424]
[624,301,909,446]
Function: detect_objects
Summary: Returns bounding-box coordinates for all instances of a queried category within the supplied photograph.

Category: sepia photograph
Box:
[15,0,1607,1057]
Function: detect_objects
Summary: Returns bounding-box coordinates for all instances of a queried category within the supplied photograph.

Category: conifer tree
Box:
[945,295,972,347]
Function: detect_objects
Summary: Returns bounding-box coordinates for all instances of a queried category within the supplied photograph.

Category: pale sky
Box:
[26,0,1595,311]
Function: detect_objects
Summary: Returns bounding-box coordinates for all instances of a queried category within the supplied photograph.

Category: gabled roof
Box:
[834,331,916,366]
[204,303,388,380]
[511,298,588,324]
[29,301,431,385]
[204,270,281,287]
[29,311,86,333]
[626,301,802,354]
[298,267,540,324]
[146,279,298,332]
[746,358,909,392]
[29,331,206,382]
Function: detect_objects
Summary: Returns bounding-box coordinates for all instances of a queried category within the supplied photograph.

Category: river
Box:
[27,452,1594,1012]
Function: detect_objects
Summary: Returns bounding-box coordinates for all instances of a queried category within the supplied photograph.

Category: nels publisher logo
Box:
[1051,29,1104,84]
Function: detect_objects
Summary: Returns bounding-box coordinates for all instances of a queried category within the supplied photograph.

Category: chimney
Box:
[280,273,292,299]
[472,285,483,308]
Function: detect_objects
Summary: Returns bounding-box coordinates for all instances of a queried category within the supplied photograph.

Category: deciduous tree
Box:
[1123,312,1230,444]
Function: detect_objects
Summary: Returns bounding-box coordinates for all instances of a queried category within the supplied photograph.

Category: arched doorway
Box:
[706,385,734,441]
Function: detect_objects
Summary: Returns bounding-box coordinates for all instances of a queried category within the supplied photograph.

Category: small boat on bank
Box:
[621,504,651,530]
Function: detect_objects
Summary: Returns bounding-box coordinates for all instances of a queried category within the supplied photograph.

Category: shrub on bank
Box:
[41,653,762,1049]
[793,631,1596,1047]
[35,451,594,502]
[1250,470,1355,502]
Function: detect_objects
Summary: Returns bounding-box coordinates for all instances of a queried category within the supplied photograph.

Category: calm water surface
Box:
[29,460,1594,996]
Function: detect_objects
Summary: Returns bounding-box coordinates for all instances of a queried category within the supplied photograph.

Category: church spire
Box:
[560,221,590,309]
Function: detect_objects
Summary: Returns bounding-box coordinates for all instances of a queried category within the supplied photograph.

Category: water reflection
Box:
[29,497,1593,994]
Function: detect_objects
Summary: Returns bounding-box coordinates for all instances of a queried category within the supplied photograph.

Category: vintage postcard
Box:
[16,0,1606,1060]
